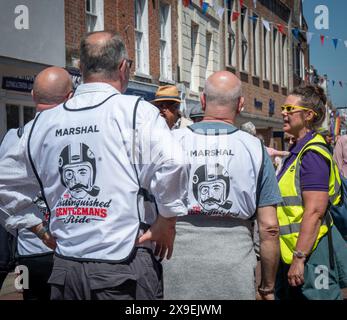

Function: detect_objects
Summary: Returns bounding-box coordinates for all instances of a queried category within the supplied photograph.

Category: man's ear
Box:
[67,90,74,100]
[237,96,245,114]
[119,59,127,72]
[31,89,34,99]
[200,93,206,111]
[118,59,128,84]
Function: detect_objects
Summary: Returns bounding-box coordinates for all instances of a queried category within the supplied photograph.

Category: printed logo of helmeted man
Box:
[58,143,100,199]
[56,143,111,224]
[192,163,233,214]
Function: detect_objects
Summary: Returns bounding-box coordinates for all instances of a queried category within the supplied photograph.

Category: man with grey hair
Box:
[163,71,281,300]
[0,31,188,300]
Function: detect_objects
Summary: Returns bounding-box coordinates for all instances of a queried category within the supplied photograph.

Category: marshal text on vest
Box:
[55,125,100,137]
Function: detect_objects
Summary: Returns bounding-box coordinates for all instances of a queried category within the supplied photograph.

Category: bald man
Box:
[0,66,72,300]
[163,71,281,300]
[32,66,73,112]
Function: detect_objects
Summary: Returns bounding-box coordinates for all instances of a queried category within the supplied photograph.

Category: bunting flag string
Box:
[186,1,347,54]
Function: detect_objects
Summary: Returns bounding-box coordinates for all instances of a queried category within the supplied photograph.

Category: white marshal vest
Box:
[0,129,52,256]
[27,86,161,262]
[173,126,264,220]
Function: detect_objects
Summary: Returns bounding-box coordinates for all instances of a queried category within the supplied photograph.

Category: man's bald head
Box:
[32,67,72,111]
[80,31,128,81]
[204,71,242,110]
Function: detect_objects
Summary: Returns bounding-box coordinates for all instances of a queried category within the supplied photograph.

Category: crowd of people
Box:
[0,30,347,300]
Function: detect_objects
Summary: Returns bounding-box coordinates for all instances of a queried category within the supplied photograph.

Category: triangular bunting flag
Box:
[332,80,335,86]
[306,32,313,44]
[320,35,325,45]
[262,19,270,32]
[292,28,299,40]
[202,2,209,14]
[333,38,339,49]
[216,6,224,19]
[277,24,285,34]
[232,11,240,22]
[253,0,257,8]
[339,81,343,88]
[249,15,257,22]
[182,0,190,7]
[344,40,347,48]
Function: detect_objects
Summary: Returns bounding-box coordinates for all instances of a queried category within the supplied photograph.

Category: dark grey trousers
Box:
[48,248,163,300]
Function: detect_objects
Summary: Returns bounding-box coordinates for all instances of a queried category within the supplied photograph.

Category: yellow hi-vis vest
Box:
[277,134,341,264]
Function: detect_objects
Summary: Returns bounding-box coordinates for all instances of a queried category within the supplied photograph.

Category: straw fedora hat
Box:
[151,85,181,104]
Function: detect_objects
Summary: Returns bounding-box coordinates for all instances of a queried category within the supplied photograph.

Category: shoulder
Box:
[0,122,33,154]
[172,127,191,141]
[301,149,330,173]
[179,117,193,128]
[135,98,160,118]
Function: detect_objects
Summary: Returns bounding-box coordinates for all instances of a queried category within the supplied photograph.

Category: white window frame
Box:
[5,103,36,131]
[159,3,172,81]
[190,22,199,92]
[263,24,270,81]
[281,34,288,87]
[272,27,280,84]
[300,50,305,80]
[205,31,213,79]
[135,0,149,75]
[240,6,249,72]
[85,0,104,32]
[225,0,236,67]
[252,13,260,76]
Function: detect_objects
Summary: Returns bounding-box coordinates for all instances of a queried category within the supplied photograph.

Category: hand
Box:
[42,232,57,250]
[137,215,177,260]
[288,258,305,287]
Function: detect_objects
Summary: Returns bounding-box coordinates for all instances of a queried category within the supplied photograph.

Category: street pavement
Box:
[0,273,22,300]
[1,269,346,300]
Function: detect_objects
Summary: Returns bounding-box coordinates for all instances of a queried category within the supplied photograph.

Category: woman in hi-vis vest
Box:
[276,85,347,300]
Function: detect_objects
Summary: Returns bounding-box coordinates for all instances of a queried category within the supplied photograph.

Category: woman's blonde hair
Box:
[291,85,327,130]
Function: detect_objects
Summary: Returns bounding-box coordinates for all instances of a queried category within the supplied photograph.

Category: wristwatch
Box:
[36,226,49,240]
[293,250,307,259]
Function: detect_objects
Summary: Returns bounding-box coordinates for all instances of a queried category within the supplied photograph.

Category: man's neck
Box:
[202,111,236,125]
[83,77,122,92]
